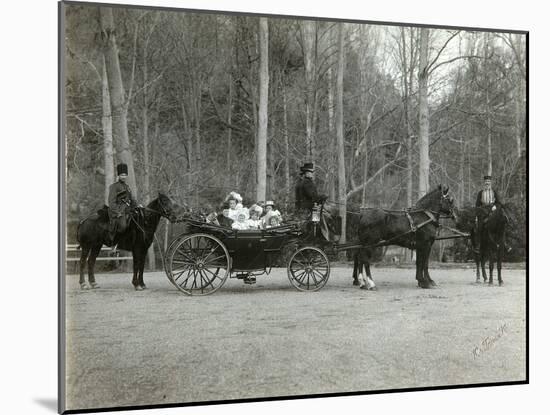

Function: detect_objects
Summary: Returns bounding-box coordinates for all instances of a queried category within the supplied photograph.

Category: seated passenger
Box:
[264,200,275,215]
[231,208,250,230]
[223,192,244,222]
[262,209,283,229]
[247,204,263,229]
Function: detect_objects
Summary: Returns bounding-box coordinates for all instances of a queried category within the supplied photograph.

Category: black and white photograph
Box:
[58,0,529,413]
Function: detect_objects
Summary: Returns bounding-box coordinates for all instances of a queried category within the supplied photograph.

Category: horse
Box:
[479,204,508,286]
[351,185,455,289]
[76,193,185,290]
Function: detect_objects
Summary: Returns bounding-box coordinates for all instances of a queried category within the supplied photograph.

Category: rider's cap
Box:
[265,200,274,207]
[483,175,492,180]
[117,163,128,176]
[300,162,314,173]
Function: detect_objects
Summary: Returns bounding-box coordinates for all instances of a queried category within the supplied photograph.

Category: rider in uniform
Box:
[474,175,510,253]
[475,175,500,209]
[108,163,138,245]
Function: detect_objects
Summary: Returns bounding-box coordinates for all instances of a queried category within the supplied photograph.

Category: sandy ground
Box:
[64,265,526,411]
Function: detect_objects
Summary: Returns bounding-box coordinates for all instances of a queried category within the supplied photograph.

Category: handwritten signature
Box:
[472,323,508,358]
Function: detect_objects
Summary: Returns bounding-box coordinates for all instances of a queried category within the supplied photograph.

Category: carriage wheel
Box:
[166,233,230,296]
[287,246,330,291]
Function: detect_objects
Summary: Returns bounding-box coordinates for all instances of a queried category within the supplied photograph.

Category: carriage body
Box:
[164,219,330,295]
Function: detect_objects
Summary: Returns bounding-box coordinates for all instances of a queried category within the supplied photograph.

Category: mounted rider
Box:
[108,163,139,245]
[474,175,510,252]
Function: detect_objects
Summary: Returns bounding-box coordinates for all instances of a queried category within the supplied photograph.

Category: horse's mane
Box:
[414,186,442,209]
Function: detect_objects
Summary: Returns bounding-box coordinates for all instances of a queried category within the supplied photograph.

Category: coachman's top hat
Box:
[483,175,492,180]
[117,163,128,176]
[300,162,314,173]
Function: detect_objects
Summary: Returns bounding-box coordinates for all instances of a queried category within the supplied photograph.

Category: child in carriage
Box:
[262,209,283,229]
[247,204,263,229]
[231,208,250,230]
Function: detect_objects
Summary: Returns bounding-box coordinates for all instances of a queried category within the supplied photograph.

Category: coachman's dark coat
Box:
[294,176,327,212]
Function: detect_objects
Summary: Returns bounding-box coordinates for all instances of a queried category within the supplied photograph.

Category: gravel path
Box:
[64,265,526,411]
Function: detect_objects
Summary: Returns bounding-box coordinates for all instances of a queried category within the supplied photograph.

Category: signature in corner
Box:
[472,323,508,358]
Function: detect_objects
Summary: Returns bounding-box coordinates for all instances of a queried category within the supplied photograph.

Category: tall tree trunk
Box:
[336,24,347,244]
[256,17,269,202]
[484,33,493,176]
[99,7,137,196]
[515,73,524,160]
[302,20,316,160]
[282,83,291,210]
[142,40,155,270]
[226,74,233,188]
[101,55,115,205]
[327,66,336,202]
[417,28,430,197]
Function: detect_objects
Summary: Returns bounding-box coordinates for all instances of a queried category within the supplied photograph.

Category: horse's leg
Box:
[364,256,377,291]
[79,246,90,289]
[488,247,495,285]
[480,245,488,283]
[352,251,360,286]
[139,250,147,289]
[416,244,430,288]
[475,253,483,283]
[132,250,140,289]
[424,241,437,287]
[497,244,504,286]
[87,245,102,289]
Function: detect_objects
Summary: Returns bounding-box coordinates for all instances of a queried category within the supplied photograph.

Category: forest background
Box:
[64,3,527,266]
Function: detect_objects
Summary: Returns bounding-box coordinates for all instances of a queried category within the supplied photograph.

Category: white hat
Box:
[226,191,243,203]
[265,200,274,207]
[250,204,263,215]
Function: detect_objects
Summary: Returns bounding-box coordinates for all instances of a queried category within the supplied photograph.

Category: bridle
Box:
[142,199,172,220]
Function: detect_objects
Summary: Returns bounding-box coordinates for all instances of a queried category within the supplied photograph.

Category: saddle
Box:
[97,205,109,222]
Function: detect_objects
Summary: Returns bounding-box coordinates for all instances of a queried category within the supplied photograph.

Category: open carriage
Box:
[164,216,331,296]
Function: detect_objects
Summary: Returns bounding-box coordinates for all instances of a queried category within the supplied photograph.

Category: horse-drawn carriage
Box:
[163,216,332,295]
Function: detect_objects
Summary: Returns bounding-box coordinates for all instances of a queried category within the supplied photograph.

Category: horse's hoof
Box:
[498,281,504,286]
[80,283,89,290]
[368,286,378,291]
[90,282,100,289]
[135,285,144,291]
[488,282,494,286]
[475,279,481,284]
[140,284,147,290]
[360,285,367,290]
[353,280,360,286]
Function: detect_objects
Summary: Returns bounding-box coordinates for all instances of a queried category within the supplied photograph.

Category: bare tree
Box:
[99,7,138,195]
[417,28,430,197]
[256,17,269,201]
[336,23,347,243]
[101,55,114,205]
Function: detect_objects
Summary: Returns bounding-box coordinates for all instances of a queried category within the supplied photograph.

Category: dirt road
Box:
[64,266,526,411]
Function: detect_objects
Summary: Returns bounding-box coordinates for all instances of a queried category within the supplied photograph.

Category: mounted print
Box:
[59,0,528,413]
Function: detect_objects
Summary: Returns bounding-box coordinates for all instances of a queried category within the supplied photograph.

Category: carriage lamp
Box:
[311,205,321,222]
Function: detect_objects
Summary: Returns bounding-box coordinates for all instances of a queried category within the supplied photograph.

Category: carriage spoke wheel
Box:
[287,246,330,291]
[166,233,230,296]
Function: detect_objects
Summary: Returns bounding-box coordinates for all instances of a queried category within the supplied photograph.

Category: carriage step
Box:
[243,276,257,284]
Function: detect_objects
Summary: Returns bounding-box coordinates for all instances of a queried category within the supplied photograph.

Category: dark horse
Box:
[351,185,455,289]
[479,205,508,286]
[76,193,184,290]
